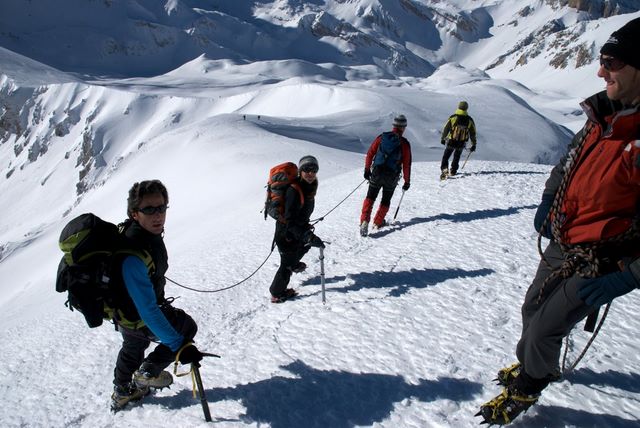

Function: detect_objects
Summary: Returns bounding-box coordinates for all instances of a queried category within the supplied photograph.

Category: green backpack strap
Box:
[115,248,155,275]
[109,249,156,330]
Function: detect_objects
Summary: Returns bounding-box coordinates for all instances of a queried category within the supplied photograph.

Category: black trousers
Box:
[366,183,395,206]
[367,167,400,206]
[113,305,197,387]
[440,146,464,173]
[270,242,310,297]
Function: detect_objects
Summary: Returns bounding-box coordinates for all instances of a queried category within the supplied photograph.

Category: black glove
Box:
[402,182,410,191]
[440,139,445,145]
[534,193,554,239]
[364,168,371,181]
[577,269,638,307]
[308,234,325,248]
[469,144,476,152]
[178,343,203,364]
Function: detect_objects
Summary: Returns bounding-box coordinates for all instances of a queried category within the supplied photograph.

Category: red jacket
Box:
[551,92,640,244]
[364,128,412,184]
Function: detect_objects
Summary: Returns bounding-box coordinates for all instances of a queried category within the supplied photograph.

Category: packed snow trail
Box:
[2,162,639,427]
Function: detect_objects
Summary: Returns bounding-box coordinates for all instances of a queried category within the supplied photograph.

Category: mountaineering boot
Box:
[495,362,521,386]
[111,382,150,412]
[440,168,449,180]
[476,384,540,425]
[133,362,173,389]
[360,221,369,237]
[449,169,457,176]
[494,362,561,387]
[372,205,389,229]
[291,261,307,273]
[372,219,388,231]
[271,288,298,303]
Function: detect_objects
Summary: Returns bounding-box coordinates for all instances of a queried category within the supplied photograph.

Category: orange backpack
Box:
[264,162,303,222]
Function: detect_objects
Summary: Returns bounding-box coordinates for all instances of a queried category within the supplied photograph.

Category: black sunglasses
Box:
[599,55,626,72]
[138,204,168,215]
[300,165,318,173]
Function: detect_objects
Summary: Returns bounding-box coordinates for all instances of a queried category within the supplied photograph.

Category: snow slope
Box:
[1,2,640,427]
[2,161,639,427]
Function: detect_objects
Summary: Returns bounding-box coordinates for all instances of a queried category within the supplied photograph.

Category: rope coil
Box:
[535,121,640,372]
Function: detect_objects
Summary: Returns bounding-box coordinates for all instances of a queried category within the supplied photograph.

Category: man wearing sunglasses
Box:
[110,180,203,411]
[479,17,640,425]
[270,155,324,303]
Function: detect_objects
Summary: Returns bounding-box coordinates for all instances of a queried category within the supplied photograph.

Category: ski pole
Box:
[392,190,406,222]
[461,150,472,170]
[192,363,212,422]
[319,246,326,304]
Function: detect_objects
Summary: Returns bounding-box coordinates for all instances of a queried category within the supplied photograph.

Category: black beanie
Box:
[600,17,640,70]
[298,155,319,171]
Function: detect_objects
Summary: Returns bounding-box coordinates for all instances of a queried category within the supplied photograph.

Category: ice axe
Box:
[192,362,212,422]
[175,345,220,422]
[392,190,406,222]
[461,149,473,170]
[317,241,330,304]
[320,246,326,304]
[193,352,221,422]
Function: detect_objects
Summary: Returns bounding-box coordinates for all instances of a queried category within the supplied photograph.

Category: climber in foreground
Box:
[477,17,640,425]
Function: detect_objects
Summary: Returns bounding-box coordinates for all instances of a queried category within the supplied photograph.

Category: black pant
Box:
[368,166,399,205]
[515,241,595,382]
[366,183,395,207]
[270,242,310,297]
[113,305,197,387]
[440,147,464,173]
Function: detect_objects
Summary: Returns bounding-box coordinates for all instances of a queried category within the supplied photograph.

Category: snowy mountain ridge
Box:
[1,2,640,427]
[1,0,638,77]
[3,1,638,216]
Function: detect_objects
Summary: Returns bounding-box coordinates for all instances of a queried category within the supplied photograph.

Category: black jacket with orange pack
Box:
[274,178,317,249]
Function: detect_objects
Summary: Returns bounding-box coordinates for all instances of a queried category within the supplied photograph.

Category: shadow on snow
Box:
[150,359,483,427]
[372,204,539,238]
[566,368,640,394]
[302,267,494,297]
[459,170,548,177]
[519,405,638,427]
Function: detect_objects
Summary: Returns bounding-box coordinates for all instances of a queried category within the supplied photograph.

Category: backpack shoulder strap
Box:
[114,248,155,275]
[290,182,305,207]
[383,130,400,140]
[277,182,305,223]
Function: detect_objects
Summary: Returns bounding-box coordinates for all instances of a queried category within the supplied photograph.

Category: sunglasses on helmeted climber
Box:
[599,55,626,72]
[300,165,319,173]
[137,204,168,215]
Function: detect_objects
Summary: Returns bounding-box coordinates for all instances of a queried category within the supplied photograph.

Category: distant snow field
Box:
[1,1,639,427]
